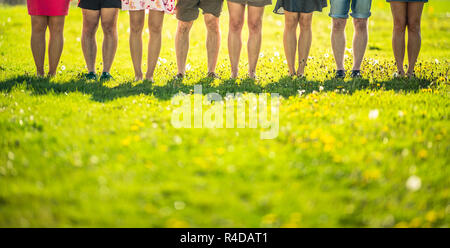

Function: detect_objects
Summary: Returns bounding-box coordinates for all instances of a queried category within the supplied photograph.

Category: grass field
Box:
[0,2,449,227]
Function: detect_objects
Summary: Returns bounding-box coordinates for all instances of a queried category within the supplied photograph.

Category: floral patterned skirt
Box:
[122,0,175,14]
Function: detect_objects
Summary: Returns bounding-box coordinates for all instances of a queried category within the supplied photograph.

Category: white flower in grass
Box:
[435,59,439,64]
[398,110,405,118]
[298,89,306,96]
[324,53,329,58]
[274,51,280,57]
[158,57,167,64]
[173,135,182,145]
[186,64,191,71]
[61,65,66,71]
[259,52,264,58]
[406,175,421,191]
[174,201,186,210]
[368,109,379,120]
[319,86,324,91]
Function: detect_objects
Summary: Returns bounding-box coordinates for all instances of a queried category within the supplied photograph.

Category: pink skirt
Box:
[27,0,71,16]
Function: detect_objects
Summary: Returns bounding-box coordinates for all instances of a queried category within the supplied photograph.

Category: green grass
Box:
[0,2,449,227]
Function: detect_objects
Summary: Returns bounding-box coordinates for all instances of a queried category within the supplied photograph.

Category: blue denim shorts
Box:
[329,0,372,19]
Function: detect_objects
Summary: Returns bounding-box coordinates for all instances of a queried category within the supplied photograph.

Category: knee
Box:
[332,19,346,32]
[299,16,312,31]
[354,19,368,32]
[32,20,47,34]
[407,19,421,33]
[32,24,47,34]
[248,19,262,34]
[50,23,64,35]
[205,18,220,34]
[177,22,192,35]
[149,23,162,34]
[393,18,407,33]
[229,18,244,33]
[130,22,144,35]
[101,21,117,36]
[83,21,99,36]
[284,16,298,31]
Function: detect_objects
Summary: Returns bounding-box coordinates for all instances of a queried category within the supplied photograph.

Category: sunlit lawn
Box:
[0,2,449,227]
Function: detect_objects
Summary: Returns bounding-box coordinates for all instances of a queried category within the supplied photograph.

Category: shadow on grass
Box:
[0,74,433,102]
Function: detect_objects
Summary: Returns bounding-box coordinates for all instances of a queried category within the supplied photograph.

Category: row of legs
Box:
[30,2,424,79]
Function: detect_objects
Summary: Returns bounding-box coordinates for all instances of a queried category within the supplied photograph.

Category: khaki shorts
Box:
[176,0,224,22]
[227,0,272,7]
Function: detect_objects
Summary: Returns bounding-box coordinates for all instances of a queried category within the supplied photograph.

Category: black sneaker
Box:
[335,70,346,79]
[84,72,98,80]
[207,72,221,79]
[351,70,362,78]
[100,72,114,81]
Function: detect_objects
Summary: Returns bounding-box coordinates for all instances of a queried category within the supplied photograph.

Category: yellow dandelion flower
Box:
[121,137,131,146]
[261,213,277,225]
[425,211,437,223]
[166,218,189,228]
[418,149,428,159]
[394,222,409,228]
[363,169,381,181]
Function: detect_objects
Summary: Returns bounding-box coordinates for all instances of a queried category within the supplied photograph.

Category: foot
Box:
[207,72,221,79]
[335,70,346,79]
[144,77,154,83]
[84,72,98,80]
[248,72,257,79]
[297,74,306,79]
[393,71,405,78]
[351,70,362,78]
[175,73,185,80]
[100,72,114,81]
[135,74,143,81]
[407,71,416,78]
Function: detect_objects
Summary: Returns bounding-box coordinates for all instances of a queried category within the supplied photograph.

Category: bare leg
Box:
[146,10,165,81]
[331,18,347,71]
[47,16,65,76]
[100,8,119,73]
[352,18,368,71]
[406,2,424,76]
[30,16,48,76]
[204,14,221,74]
[129,10,145,80]
[175,20,193,75]
[298,13,313,76]
[227,1,245,78]
[283,11,299,76]
[390,2,407,76]
[247,6,264,78]
[81,9,100,73]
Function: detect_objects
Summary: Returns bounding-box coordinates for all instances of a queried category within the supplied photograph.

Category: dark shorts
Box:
[228,0,272,7]
[78,0,122,10]
[176,0,224,22]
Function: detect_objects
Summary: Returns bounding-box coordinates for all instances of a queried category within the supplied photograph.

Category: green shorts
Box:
[227,0,272,7]
[176,0,224,22]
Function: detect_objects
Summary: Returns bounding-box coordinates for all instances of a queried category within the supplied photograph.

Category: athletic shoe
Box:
[335,70,346,79]
[84,72,97,80]
[100,72,114,81]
